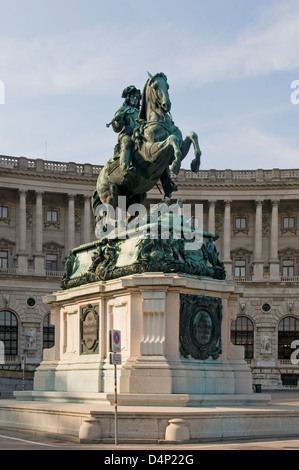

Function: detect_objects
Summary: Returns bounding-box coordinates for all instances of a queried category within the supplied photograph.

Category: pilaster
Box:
[208,199,216,234]
[253,199,264,280]
[223,200,232,279]
[270,199,280,280]
[67,194,76,253]
[17,189,28,274]
[83,195,91,244]
[34,191,45,275]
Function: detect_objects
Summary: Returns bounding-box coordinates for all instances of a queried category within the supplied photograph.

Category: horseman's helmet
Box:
[121,86,141,100]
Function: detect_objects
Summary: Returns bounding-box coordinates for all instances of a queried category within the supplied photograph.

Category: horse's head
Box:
[139,72,172,120]
[148,72,171,113]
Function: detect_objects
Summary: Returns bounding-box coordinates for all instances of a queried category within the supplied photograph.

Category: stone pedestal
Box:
[28,272,253,403]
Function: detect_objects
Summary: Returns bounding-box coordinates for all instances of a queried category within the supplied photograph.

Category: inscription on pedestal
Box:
[80,304,99,355]
[179,294,222,360]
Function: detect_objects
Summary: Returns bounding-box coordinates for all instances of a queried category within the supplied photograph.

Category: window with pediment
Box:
[43,241,64,271]
[0,238,15,269]
[279,248,299,279]
[231,248,253,279]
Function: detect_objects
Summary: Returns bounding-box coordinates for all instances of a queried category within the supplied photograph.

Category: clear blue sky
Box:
[0,0,298,170]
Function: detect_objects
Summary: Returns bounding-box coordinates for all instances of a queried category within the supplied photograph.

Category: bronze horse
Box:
[92,72,201,217]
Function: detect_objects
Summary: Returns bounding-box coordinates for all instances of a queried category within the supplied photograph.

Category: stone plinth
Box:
[18,272,254,404]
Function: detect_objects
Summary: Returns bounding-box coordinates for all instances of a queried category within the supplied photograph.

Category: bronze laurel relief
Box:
[179,294,222,360]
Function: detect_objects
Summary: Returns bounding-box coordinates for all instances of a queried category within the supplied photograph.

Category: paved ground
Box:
[0,428,299,451]
[1,390,299,452]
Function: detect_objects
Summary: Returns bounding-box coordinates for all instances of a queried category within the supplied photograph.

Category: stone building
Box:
[0,155,299,391]
[0,155,99,392]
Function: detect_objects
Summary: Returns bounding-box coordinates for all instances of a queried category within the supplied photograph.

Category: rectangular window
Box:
[0,206,8,218]
[283,216,296,235]
[234,259,246,278]
[46,210,58,223]
[0,251,8,269]
[46,254,58,271]
[282,259,294,277]
[283,217,295,229]
[235,217,246,230]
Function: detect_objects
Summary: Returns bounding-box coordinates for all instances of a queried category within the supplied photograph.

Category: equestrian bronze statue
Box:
[92,72,202,217]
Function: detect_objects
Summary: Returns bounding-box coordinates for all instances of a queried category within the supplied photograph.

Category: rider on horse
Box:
[106,84,178,199]
[107,85,141,176]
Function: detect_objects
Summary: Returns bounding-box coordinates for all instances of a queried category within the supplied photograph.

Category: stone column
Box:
[208,200,216,234]
[223,200,232,279]
[34,191,45,275]
[253,199,264,280]
[67,194,76,254]
[83,195,91,244]
[17,189,28,274]
[270,199,280,280]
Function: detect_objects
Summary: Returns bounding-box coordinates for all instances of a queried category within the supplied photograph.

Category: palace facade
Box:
[0,155,299,392]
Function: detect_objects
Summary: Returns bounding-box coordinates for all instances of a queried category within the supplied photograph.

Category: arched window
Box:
[43,313,55,349]
[0,310,18,356]
[231,316,254,359]
[278,316,299,360]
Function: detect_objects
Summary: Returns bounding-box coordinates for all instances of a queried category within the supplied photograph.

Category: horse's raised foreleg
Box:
[179,131,201,173]
[176,131,201,173]
[188,131,201,173]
